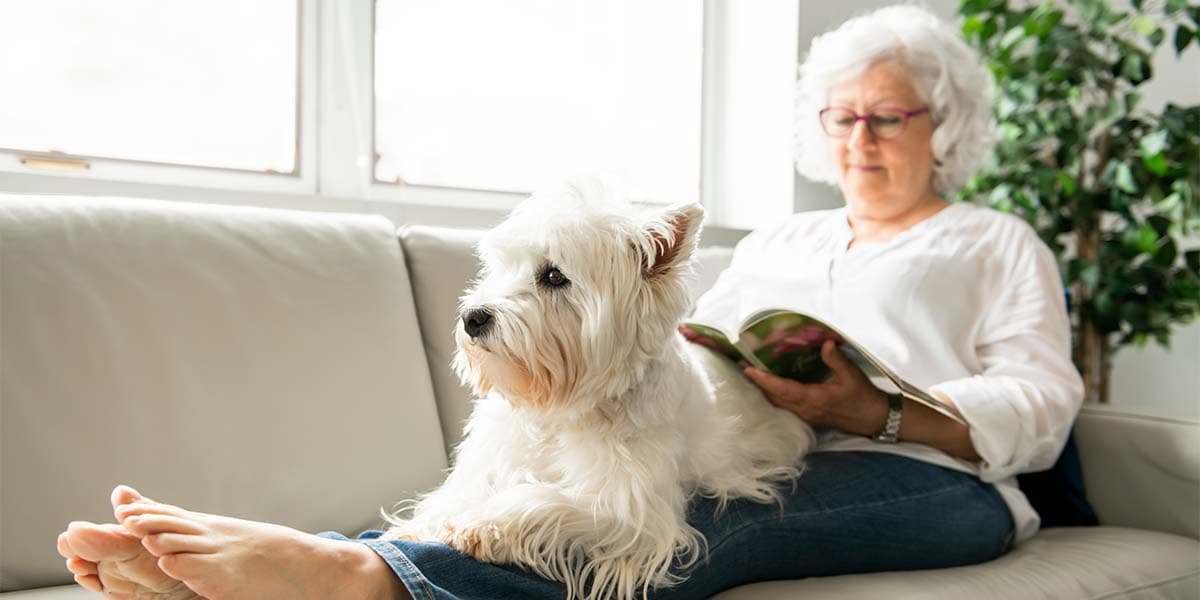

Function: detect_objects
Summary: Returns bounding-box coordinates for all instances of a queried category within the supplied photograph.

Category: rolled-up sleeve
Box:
[930,236,1084,482]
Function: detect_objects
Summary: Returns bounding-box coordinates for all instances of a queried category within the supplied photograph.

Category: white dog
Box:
[383,179,815,600]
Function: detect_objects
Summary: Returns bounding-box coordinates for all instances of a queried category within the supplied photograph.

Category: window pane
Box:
[0,0,298,173]
[375,0,703,202]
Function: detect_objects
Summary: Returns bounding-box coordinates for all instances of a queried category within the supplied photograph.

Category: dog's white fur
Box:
[382,179,815,600]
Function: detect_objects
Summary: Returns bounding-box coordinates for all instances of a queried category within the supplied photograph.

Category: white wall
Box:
[790,0,1199,420]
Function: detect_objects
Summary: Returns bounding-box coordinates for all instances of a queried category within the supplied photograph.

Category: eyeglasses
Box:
[818,107,930,140]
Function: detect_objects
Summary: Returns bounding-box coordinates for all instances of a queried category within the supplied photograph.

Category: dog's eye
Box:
[538,267,570,288]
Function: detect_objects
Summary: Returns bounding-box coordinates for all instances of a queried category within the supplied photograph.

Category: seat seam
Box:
[1089,568,1200,600]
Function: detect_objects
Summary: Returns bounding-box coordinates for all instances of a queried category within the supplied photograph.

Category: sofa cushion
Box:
[0,195,448,592]
[714,526,1200,600]
[397,224,736,457]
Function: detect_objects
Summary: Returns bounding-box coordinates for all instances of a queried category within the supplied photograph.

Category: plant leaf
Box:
[1140,130,1169,156]
[1186,250,1200,275]
[1080,263,1101,292]
[1176,26,1195,55]
[1147,214,1172,236]
[1119,53,1152,84]
[999,26,1025,51]
[963,16,985,38]
[1144,153,1169,175]
[960,0,992,16]
[1149,27,1166,47]
[1059,173,1078,197]
[1115,162,1139,193]
[1131,15,1156,36]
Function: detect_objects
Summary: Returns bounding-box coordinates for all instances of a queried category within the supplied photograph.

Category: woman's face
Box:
[826,59,937,219]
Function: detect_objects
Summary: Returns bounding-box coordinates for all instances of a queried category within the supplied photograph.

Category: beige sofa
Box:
[1,193,1197,599]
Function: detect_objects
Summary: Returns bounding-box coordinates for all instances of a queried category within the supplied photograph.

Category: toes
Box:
[124,514,205,537]
[111,484,148,509]
[156,553,208,581]
[57,531,77,559]
[66,522,143,563]
[73,573,103,593]
[141,532,217,557]
[115,500,188,522]
[66,556,98,576]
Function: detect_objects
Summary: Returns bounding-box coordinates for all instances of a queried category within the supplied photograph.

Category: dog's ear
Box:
[641,203,705,278]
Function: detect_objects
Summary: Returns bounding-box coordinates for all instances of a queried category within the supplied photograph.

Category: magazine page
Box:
[826,329,967,424]
[735,309,966,424]
[735,311,848,383]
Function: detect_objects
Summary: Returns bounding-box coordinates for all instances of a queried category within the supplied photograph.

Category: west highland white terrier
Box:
[383,179,815,600]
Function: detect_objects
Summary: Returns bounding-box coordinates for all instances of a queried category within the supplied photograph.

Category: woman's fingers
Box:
[745,366,808,406]
[820,340,855,375]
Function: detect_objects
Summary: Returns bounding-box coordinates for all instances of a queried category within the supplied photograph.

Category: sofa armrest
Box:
[1074,406,1199,539]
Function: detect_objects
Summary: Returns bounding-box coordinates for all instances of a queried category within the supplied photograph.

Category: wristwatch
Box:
[872,392,903,444]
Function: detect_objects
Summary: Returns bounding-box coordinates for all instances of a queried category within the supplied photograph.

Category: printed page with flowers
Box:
[682,308,965,424]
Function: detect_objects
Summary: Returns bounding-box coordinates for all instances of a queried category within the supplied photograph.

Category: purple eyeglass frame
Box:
[818,106,930,139]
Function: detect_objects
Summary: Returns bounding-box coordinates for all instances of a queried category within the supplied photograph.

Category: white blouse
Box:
[691,201,1084,543]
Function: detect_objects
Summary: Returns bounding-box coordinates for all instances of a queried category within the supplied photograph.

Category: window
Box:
[0,0,299,174]
[373,0,703,203]
[0,1,799,229]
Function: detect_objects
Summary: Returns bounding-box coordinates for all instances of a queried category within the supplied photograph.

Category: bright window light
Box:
[0,0,298,174]
[374,0,703,203]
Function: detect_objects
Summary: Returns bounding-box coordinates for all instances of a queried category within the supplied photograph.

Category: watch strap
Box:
[873,392,903,444]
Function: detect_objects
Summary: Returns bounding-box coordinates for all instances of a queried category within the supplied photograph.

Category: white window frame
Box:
[0,0,318,196]
[0,0,799,231]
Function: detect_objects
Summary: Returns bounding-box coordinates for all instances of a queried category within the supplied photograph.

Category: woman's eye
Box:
[872,115,902,126]
[539,267,570,288]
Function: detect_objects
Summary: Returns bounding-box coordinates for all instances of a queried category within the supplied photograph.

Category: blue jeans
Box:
[320,451,1014,600]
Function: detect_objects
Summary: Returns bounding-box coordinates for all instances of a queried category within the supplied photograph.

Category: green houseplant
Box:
[957,0,1200,403]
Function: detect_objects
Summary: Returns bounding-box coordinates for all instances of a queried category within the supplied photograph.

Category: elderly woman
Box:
[685,0,1082,561]
[56,5,1082,600]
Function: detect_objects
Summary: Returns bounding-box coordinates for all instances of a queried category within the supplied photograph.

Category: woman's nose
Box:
[846,118,876,149]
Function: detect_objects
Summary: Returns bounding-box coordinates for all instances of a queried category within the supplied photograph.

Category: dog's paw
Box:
[441,520,503,561]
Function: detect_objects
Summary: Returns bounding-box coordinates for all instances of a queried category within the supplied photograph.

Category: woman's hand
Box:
[677,324,723,352]
[743,339,888,437]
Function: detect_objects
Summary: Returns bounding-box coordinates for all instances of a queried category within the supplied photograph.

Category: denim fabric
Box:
[319,451,1014,600]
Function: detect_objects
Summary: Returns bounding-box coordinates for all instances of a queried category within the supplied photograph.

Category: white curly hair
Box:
[794,4,998,196]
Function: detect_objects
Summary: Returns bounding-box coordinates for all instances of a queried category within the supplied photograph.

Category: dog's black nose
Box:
[463,308,495,339]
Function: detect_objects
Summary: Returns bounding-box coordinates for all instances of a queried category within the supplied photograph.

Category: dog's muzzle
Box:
[462,308,495,339]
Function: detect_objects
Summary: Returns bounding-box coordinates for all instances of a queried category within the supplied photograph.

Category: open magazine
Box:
[682,308,965,425]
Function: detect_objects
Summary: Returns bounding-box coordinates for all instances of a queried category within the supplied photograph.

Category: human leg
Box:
[58,485,410,600]
[650,451,1015,599]
[62,453,1008,600]
[342,452,1011,600]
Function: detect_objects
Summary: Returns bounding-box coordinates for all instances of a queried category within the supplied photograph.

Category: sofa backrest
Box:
[0,194,449,592]
[397,224,734,456]
[1075,407,1199,539]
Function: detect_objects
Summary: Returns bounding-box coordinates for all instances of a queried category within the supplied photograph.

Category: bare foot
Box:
[109,485,409,600]
[56,516,200,598]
